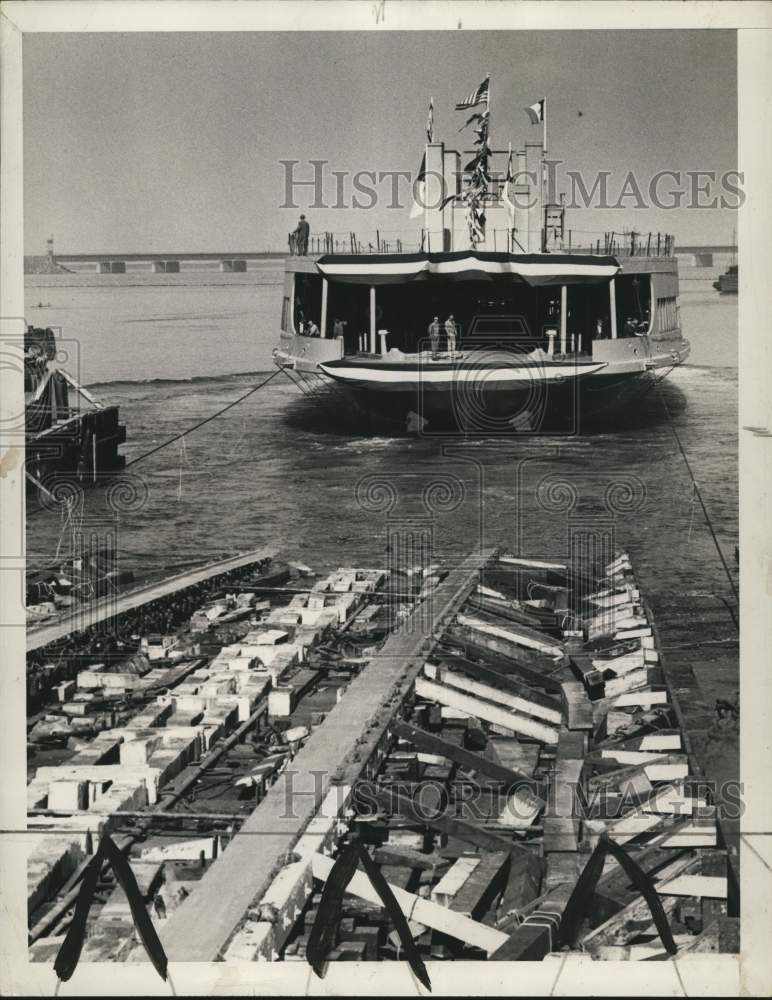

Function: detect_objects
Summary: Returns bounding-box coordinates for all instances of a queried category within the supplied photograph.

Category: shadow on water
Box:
[279,371,688,440]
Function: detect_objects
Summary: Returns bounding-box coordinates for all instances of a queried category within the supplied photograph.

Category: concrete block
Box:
[139,836,219,862]
[120,735,163,766]
[28,836,86,913]
[329,593,358,623]
[68,729,121,766]
[267,608,302,626]
[48,779,89,811]
[200,677,237,697]
[251,628,290,645]
[90,780,149,815]
[127,702,173,729]
[55,680,76,702]
[34,764,161,805]
[62,701,89,717]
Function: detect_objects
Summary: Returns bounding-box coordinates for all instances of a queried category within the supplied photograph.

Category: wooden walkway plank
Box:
[28,546,277,652]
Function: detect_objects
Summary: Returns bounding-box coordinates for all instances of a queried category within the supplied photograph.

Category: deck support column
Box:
[609,278,618,339]
[560,285,568,354]
[369,285,376,354]
[320,278,328,339]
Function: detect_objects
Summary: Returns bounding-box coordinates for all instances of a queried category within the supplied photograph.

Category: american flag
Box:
[426,98,434,142]
[455,75,489,111]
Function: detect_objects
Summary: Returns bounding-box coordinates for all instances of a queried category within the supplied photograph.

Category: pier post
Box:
[560,285,568,354]
[609,278,618,339]
[369,285,376,354]
[321,278,328,338]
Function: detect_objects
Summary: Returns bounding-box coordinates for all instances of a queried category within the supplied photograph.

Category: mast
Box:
[541,98,548,252]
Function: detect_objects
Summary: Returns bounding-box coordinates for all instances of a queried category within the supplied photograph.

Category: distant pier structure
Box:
[49,244,735,274]
[49,250,284,274]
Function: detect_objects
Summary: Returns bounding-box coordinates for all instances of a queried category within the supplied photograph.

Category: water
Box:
[25,264,738,657]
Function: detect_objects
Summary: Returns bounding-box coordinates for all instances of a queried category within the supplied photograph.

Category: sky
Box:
[23,30,737,253]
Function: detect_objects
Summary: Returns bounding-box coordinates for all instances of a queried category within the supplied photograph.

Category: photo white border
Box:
[1,2,770,995]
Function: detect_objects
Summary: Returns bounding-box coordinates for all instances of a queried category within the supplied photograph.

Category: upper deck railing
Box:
[288,229,675,258]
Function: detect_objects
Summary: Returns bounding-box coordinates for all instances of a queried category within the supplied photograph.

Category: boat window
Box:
[293,273,323,336]
[281,296,290,333]
[614,274,652,337]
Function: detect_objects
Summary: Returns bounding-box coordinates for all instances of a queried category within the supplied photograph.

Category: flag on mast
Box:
[455,75,489,110]
[426,98,434,142]
[501,148,515,226]
[409,152,427,219]
[525,99,545,124]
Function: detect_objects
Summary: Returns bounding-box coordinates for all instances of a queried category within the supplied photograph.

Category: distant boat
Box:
[713,263,738,295]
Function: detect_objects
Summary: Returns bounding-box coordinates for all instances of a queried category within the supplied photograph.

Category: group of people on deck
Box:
[427,315,458,359]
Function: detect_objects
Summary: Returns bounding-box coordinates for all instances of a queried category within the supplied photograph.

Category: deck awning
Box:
[315,251,620,287]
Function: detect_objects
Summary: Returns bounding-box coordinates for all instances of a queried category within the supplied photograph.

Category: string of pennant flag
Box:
[411,79,546,243]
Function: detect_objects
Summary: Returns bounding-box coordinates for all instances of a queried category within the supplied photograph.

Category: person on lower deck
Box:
[428,316,440,359]
[444,314,457,354]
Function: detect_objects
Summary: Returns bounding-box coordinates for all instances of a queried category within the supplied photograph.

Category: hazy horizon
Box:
[23,30,737,254]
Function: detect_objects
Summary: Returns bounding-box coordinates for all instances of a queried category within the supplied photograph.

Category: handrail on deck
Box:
[287,228,675,258]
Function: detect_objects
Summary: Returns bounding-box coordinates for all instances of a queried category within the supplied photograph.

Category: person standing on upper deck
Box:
[428,316,440,359]
[294,215,310,255]
[444,314,457,355]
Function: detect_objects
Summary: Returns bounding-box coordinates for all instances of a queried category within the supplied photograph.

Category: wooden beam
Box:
[456,614,568,662]
[415,676,559,744]
[465,592,546,629]
[543,729,585,852]
[449,851,510,920]
[391,719,541,792]
[580,892,681,954]
[490,885,573,960]
[560,680,594,730]
[434,651,562,715]
[373,787,528,856]
[425,663,563,725]
[311,853,508,955]
[442,632,564,694]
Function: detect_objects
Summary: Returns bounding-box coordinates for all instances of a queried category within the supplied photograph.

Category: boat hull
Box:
[311,350,685,433]
[317,371,660,432]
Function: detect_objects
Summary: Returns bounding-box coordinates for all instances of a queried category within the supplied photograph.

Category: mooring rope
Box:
[656,383,739,617]
[124,366,284,469]
[26,366,286,524]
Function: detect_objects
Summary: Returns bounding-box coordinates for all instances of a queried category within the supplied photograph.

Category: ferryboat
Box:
[274,89,689,432]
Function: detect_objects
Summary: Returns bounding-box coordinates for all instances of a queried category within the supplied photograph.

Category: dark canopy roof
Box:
[315,250,620,287]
